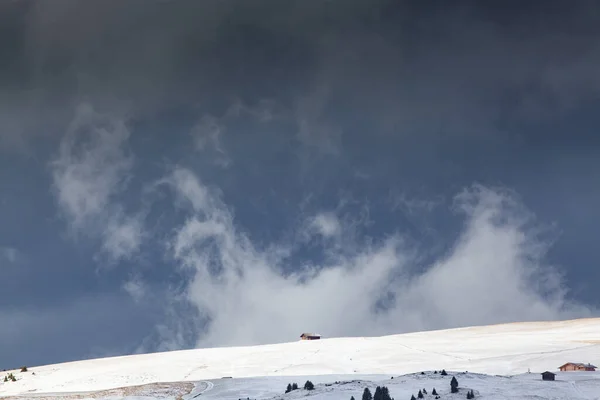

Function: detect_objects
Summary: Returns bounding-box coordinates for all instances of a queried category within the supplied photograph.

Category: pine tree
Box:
[422,389,427,394]
[381,386,392,400]
[292,383,298,390]
[441,369,447,376]
[362,387,373,400]
[351,397,356,400]
[410,395,416,400]
[432,388,438,396]
[450,376,459,393]
[374,386,382,400]
[418,390,423,399]
[286,383,292,393]
[304,380,314,390]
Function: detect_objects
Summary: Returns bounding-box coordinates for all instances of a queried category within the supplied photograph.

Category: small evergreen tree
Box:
[3,376,7,382]
[292,383,298,390]
[410,395,416,400]
[418,389,423,399]
[20,366,27,372]
[304,380,315,390]
[441,369,448,376]
[432,388,438,395]
[381,386,392,400]
[286,383,292,393]
[351,397,356,400]
[450,376,459,393]
[422,388,427,394]
[362,387,373,400]
[374,386,382,400]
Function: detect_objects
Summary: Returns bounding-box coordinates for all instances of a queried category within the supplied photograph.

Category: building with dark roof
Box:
[541,371,556,381]
[300,333,321,340]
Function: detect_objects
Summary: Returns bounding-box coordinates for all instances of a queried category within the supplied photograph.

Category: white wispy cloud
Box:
[102,214,144,263]
[189,100,280,168]
[151,169,593,350]
[50,103,143,263]
[51,104,133,230]
[308,212,341,239]
[122,275,146,304]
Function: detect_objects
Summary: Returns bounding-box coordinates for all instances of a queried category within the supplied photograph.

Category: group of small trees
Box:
[430,369,448,376]
[285,382,298,393]
[410,388,436,400]
[284,380,314,393]
[450,376,475,398]
[1,367,29,384]
[407,373,472,399]
[299,371,475,400]
[359,386,393,400]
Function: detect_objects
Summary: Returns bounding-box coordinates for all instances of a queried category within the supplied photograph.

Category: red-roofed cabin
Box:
[558,363,597,372]
[300,333,321,340]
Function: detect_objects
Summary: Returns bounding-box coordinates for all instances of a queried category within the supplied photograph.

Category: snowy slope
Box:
[1,318,600,398]
[197,371,600,400]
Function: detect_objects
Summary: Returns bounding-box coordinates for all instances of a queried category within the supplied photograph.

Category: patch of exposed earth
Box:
[2,381,194,400]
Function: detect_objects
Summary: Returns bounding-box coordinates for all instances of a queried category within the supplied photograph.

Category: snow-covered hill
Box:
[2,318,600,399]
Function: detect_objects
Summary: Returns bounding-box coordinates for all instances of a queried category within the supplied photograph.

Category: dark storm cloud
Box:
[3,0,600,151]
[1,0,376,146]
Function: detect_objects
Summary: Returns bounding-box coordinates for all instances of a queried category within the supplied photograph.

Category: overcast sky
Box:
[1,0,600,369]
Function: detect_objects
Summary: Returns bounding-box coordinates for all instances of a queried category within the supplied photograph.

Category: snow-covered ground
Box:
[2,318,600,399]
[194,371,600,400]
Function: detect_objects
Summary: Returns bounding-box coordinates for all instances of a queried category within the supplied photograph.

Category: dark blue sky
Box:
[1,0,600,369]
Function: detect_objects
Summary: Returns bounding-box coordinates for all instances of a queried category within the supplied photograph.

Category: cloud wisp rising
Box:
[50,104,143,264]
[151,169,593,349]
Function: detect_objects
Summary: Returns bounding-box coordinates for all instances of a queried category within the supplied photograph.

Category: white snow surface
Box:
[2,318,600,399]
